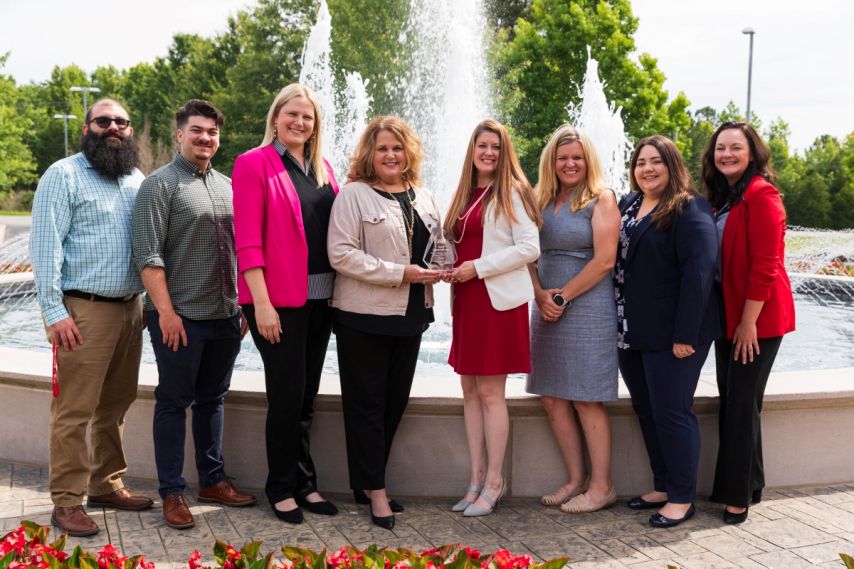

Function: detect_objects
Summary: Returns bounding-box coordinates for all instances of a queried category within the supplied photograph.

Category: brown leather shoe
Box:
[198,479,256,507]
[88,488,154,511]
[52,505,99,537]
[163,494,194,529]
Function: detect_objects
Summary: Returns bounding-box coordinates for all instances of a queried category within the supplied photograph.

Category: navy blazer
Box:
[618,192,722,352]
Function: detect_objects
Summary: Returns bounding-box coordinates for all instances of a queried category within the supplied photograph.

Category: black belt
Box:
[63,290,138,303]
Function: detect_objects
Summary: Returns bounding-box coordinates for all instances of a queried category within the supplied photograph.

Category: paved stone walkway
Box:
[2,461,853,568]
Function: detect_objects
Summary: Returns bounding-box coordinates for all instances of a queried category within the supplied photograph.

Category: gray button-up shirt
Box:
[132,153,238,320]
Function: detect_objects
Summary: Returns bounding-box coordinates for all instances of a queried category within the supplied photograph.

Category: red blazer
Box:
[720,176,795,339]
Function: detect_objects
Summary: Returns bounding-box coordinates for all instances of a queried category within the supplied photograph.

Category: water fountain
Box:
[298,0,372,179]
[567,48,632,196]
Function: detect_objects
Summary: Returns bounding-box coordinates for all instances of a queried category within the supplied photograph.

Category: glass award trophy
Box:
[424,226,457,271]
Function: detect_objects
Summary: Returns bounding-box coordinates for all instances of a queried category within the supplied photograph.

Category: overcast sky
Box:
[2,0,852,152]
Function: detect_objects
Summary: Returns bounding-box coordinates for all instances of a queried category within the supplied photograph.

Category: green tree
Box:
[492,0,693,177]
[0,55,38,194]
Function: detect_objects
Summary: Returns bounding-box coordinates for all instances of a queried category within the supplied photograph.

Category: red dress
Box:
[448,187,531,375]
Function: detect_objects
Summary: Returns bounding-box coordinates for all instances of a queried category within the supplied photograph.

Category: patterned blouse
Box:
[614,194,647,349]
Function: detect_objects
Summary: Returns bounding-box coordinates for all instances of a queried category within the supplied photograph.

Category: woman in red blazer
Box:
[701,122,795,525]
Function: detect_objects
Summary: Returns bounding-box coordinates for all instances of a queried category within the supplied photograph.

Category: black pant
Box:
[243,301,332,504]
[335,324,421,490]
[711,336,783,507]
[619,343,710,504]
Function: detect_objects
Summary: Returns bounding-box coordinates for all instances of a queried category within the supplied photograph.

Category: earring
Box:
[273,126,278,138]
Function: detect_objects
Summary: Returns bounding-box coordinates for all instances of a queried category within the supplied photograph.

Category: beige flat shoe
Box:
[560,487,617,514]
[541,481,588,506]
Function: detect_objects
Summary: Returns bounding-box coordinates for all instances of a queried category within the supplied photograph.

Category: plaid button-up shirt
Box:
[132,153,238,320]
[30,152,145,326]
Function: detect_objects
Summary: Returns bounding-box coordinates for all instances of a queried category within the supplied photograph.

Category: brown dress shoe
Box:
[198,479,256,507]
[163,494,194,529]
[52,505,99,537]
[88,488,154,511]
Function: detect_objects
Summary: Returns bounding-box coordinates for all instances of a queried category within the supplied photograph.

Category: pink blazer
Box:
[232,144,339,307]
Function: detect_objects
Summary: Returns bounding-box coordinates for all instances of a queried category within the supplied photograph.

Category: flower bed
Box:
[2,521,568,569]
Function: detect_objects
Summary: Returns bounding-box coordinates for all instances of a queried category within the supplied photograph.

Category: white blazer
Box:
[472,189,540,310]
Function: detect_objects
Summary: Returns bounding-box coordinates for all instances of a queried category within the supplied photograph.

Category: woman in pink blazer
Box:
[232,84,339,524]
[701,121,795,525]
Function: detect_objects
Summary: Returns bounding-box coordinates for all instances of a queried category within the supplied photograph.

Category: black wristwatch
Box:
[553,293,572,308]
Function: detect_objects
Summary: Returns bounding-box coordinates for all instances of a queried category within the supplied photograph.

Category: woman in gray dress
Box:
[527,125,621,513]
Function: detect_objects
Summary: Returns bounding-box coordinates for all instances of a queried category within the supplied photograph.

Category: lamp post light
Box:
[742,27,755,123]
[53,114,77,157]
[70,85,101,121]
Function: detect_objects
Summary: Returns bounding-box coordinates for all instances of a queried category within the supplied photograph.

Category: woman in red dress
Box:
[445,120,541,516]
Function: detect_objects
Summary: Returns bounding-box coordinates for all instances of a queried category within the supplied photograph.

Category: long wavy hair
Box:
[347,116,423,187]
[536,125,607,212]
[443,119,541,238]
[700,121,774,209]
[260,83,329,187]
[629,135,696,231]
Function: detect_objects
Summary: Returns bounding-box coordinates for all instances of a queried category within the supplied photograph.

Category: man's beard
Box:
[80,130,140,179]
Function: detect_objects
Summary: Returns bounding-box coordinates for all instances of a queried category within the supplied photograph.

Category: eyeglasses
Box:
[89,116,132,130]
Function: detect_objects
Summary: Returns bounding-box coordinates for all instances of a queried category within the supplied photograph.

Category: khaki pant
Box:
[48,295,143,507]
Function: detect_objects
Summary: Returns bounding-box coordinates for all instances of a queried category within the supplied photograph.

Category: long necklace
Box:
[452,185,492,244]
[380,187,416,258]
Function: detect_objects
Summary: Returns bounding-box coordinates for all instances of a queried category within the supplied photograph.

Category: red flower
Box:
[188,550,203,569]
[465,547,481,561]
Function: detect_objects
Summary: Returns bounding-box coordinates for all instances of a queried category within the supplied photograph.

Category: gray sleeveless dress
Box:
[526,196,619,401]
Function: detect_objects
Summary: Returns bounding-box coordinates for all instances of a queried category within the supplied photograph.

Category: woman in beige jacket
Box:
[445,120,541,516]
[327,116,442,531]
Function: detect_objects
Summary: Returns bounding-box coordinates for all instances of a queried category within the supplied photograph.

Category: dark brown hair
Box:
[629,135,695,231]
[175,99,224,129]
[700,121,774,209]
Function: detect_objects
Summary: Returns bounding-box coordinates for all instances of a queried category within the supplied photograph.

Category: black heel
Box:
[370,504,395,530]
[724,506,748,525]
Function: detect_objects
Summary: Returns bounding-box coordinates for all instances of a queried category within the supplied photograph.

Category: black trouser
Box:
[711,336,783,507]
[335,324,421,490]
[243,301,332,505]
[619,343,711,504]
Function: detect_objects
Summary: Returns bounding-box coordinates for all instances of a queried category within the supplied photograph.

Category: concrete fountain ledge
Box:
[1,344,853,498]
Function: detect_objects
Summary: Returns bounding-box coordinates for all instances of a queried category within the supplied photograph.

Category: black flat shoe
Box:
[724,507,748,525]
[370,505,395,530]
[272,504,304,524]
[353,490,404,513]
[627,496,668,510]
[649,504,695,528]
[296,494,338,516]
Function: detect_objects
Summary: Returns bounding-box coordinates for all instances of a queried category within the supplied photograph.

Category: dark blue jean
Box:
[619,342,711,504]
[148,311,241,498]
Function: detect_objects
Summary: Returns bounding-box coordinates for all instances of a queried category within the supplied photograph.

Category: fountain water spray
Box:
[567,49,632,196]
[401,0,493,209]
[299,0,372,179]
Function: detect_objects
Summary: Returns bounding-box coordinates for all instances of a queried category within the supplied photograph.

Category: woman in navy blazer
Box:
[615,136,721,528]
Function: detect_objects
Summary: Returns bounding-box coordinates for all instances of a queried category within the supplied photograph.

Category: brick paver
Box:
[1,461,852,568]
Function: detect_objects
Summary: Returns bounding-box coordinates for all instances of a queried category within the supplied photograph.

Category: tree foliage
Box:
[1,0,852,227]
[491,0,692,176]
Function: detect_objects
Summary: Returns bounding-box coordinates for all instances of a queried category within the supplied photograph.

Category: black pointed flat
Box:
[627,496,668,510]
[649,504,695,528]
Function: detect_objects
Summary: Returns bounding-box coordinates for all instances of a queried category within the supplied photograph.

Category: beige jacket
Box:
[472,189,540,310]
[328,181,441,316]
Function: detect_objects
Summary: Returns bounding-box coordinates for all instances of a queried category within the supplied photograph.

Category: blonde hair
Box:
[347,116,423,187]
[260,83,329,187]
[536,125,606,212]
[443,119,542,238]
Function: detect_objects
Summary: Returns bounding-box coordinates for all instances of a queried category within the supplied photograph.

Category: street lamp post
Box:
[53,114,77,157]
[70,86,101,121]
[742,27,755,123]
